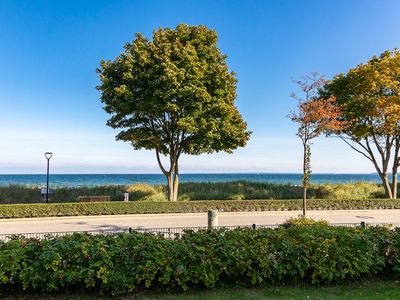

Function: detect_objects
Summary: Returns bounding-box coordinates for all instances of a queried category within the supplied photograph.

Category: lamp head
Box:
[44,152,53,160]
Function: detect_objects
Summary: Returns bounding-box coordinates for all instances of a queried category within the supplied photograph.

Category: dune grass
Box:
[0,181,386,204]
[179,181,384,200]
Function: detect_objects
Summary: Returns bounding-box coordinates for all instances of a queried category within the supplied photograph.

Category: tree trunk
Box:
[392,172,398,199]
[302,186,307,217]
[172,162,179,202]
[391,161,398,199]
[156,149,180,202]
[166,172,174,202]
[302,142,308,217]
[391,139,400,199]
[380,173,393,199]
[173,174,179,202]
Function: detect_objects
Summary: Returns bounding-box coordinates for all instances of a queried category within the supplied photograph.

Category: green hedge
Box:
[1,199,400,218]
[1,226,400,294]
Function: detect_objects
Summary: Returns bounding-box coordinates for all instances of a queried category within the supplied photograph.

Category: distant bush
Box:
[56,185,126,202]
[0,185,41,204]
[179,181,385,200]
[315,182,384,200]
[0,199,400,218]
[179,181,305,200]
[126,184,167,202]
[0,185,126,203]
[0,226,399,294]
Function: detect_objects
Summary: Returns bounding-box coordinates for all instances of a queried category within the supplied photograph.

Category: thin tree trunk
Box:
[391,139,400,199]
[172,162,179,202]
[302,142,307,217]
[302,187,307,217]
[392,171,398,199]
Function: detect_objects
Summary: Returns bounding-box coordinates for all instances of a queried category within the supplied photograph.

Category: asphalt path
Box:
[1,209,400,234]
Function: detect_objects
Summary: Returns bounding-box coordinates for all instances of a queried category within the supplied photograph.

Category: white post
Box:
[124,192,129,202]
[208,210,218,229]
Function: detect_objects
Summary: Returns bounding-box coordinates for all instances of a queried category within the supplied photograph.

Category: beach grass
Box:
[0,181,386,204]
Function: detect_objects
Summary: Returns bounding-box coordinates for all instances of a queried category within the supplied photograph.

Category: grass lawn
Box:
[2,280,400,300]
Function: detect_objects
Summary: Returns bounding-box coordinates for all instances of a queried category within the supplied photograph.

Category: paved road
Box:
[1,210,400,234]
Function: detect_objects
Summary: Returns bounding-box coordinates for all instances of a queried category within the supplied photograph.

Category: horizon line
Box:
[0,172,380,175]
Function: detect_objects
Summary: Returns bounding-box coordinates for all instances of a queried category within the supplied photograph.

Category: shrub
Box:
[0,185,44,203]
[0,226,399,294]
[283,217,330,226]
[0,185,127,203]
[126,184,167,202]
[178,181,306,200]
[315,182,384,200]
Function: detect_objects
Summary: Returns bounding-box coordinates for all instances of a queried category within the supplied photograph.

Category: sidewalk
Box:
[1,209,399,234]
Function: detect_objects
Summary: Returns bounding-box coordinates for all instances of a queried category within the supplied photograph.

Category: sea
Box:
[0,173,383,187]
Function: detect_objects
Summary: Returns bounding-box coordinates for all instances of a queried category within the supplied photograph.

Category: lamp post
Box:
[44,152,53,203]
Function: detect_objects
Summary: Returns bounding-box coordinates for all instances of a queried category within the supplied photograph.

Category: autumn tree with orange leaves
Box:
[322,50,400,199]
[290,72,344,216]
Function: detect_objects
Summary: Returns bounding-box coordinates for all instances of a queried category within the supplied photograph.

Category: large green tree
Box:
[97,24,251,201]
[323,50,400,198]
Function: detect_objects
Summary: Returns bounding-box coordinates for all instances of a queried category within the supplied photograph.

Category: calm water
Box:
[0,173,382,187]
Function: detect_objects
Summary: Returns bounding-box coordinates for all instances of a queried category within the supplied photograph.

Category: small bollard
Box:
[124,192,129,202]
[129,227,132,233]
[360,221,366,228]
[252,224,256,230]
[208,210,219,229]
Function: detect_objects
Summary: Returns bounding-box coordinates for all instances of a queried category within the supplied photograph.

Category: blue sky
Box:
[0,0,399,174]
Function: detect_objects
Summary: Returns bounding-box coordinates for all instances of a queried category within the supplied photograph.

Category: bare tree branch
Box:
[365,138,384,175]
[337,136,373,162]
[155,148,168,176]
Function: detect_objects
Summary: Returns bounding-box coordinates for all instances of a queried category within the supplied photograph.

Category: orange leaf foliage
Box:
[300,96,345,132]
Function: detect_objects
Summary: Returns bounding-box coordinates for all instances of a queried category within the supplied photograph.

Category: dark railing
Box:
[0,222,399,241]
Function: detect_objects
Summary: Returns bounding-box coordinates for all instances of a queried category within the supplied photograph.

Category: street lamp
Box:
[44,152,53,203]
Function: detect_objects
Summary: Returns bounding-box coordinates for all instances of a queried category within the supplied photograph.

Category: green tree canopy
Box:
[97,24,251,201]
